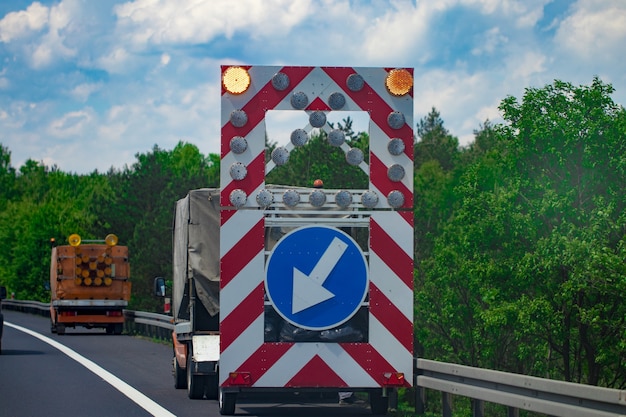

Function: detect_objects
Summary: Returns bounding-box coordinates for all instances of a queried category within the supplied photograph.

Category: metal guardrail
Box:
[3,299,626,417]
[415,358,626,417]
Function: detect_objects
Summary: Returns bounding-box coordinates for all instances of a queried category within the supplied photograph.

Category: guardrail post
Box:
[442,392,452,417]
[472,398,484,417]
[507,406,519,417]
[415,386,426,414]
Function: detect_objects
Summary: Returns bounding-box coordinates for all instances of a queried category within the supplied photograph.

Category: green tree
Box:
[108,141,217,311]
[415,107,459,171]
[416,78,626,388]
[0,162,111,300]
[499,78,626,386]
[0,144,16,210]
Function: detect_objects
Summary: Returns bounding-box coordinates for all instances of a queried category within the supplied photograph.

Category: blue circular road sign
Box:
[265,225,368,330]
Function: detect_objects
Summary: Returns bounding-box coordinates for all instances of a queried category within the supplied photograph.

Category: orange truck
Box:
[50,234,131,335]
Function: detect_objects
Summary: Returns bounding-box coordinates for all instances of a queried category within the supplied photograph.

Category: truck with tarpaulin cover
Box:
[156,65,415,415]
[50,233,131,335]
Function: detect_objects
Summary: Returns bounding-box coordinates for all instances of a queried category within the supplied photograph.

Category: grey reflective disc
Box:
[230,136,248,154]
[271,147,289,165]
[328,129,345,147]
[291,91,309,110]
[309,111,327,128]
[346,148,364,166]
[346,73,364,92]
[328,92,346,110]
[230,110,248,128]
[290,129,309,147]
[388,138,405,155]
[387,111,405,129]
[272,72,290,91]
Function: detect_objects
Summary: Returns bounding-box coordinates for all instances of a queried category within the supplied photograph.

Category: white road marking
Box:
[5,321,176,417]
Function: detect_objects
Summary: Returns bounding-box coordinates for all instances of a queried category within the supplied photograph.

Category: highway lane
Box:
[0,310,376,417]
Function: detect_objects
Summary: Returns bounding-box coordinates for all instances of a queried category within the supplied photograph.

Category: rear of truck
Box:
[50,234,131,335]
[167,188,221,400]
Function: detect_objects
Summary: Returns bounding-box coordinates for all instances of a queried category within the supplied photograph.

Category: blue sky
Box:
[0,0,624,174]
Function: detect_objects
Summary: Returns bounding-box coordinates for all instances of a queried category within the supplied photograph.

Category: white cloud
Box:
[471,27,508,55]
[413,69,504,145]
[508,50,547,80]
[1,0,625,175]
[113,0,313,47]
[360,2,430,64]
[555,0,626,63]
[97,47,131,74]
[48,109,93,137]
[0,0,80,68]
[461,0,549,27]
[0,2,48,42]
[70,82,103,102]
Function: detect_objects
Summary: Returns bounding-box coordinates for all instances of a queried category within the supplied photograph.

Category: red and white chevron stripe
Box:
[220,66,413,389]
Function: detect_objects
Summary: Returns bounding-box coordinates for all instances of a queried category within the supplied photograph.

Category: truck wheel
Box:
[50,318,57,334]
[218,388,236,415]
[369,391,389,415]
[113,323,123,335]
[173,356,186,389]
[187,347,205,399]
[57,324,66,335]
[205,374,218,400]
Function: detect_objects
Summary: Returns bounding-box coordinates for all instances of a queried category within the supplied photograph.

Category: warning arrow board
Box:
[265,225,368,330]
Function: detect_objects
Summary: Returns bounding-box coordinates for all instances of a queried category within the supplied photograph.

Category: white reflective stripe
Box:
[220,211,263,257]
[219,314,264,385]
[369,316,413,376]
[371,211,413,258]
[369,251,413,320]
[220,250,264,319]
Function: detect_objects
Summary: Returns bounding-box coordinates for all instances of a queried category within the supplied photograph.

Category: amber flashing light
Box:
[223,66,251,95]
[385,69,413,96]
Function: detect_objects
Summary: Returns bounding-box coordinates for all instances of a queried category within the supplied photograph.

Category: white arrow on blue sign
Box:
[265,225,369,330]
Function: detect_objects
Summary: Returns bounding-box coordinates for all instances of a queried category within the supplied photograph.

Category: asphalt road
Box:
[0,310,376,417]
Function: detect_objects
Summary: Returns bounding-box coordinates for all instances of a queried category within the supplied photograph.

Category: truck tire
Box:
[173,356,186,389]
[187,347,205,399]
[57,324,66,335]
[50,318,57,334]
[205,374,218,400]
[369,391,389,415]
[218,388,236,415]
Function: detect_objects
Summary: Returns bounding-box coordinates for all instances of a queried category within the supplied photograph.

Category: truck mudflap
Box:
[191,334,220,362]
[189,334,220,399]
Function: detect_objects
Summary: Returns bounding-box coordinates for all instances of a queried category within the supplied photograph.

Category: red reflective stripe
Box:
[220,209,236,226]
[222,343,293,387]
[286,355,348,388]
[370,217,413,288]
[342,343,411,387]
[369,284,413,352]
[220,218,264,288]
[220,282,264,352]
